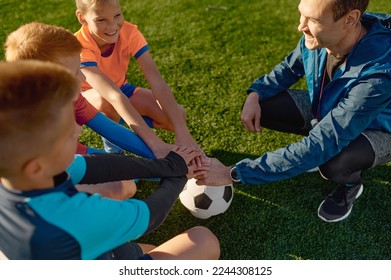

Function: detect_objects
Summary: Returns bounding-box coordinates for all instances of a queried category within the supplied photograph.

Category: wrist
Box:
[174,126,192,140]
[229,166,241,183]
[248,91,260,102]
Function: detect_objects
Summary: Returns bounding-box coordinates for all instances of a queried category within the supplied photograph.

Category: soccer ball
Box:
[179,178,234,219]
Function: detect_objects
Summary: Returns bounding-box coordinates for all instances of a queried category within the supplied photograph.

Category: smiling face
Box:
[78,0,124,50]
[297,0,347,52]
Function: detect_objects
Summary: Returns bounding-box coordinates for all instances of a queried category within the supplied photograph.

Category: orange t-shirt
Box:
[75,21,149,91]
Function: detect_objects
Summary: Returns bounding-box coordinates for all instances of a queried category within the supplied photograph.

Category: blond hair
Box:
[5,22,82,63]
[75,0,119,13]
[0,60,79,176]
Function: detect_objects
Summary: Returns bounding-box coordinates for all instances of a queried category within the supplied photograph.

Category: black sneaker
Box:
[317,183,363,222]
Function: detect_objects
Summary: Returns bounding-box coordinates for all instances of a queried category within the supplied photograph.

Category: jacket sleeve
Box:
[236,71,391,185]
[247,38,305,100]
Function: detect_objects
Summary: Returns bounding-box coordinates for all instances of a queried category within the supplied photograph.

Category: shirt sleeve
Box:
[125,22,149,58]
[75,26,100,65]
[143,176,187,234]
[76,151,188,184]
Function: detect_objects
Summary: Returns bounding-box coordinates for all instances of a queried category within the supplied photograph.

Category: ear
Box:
[22,157,44,181]
[344,9,361,26]
[76,10,88,26]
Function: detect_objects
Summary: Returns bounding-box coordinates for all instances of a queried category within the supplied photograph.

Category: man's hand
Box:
[241,92,262,132]
[195,158,232,186]
[186,155,211,179]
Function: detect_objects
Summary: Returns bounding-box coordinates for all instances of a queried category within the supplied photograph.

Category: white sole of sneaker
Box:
[317,184,363,223]
[307,167,319,173]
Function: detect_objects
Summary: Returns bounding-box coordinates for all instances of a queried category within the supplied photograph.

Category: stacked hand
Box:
[195,158,232,186]
[171,146,209,178]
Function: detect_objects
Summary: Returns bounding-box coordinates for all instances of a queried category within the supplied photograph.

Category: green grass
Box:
[1,0,391,260]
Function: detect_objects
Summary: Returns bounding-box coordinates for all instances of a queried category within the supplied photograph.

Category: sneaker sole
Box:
[317,184,363,223]
[307,167,319,173]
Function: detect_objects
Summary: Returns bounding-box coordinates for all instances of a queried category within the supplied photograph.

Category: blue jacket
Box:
[236,13,391,185]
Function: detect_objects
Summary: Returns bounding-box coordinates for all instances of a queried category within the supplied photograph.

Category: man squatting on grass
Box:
[0,60,220,260]
[197,0,391,222]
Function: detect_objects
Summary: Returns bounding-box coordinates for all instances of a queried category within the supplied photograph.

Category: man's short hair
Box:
[0,60,79,176]
[332,0,369,21]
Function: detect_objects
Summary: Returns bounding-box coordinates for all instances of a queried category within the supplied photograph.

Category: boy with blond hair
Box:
[0,60,220,260]
[74,0,205,162]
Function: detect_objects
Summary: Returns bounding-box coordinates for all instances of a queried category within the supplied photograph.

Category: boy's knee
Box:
[104,180,137,200]
[120,180,137,199]
[188,226,220,259]
[151,103,186,131]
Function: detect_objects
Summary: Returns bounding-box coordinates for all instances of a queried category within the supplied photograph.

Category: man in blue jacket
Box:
[197,0,391,222]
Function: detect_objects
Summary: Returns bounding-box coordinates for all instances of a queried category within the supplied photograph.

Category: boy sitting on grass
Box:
[4,22,151,200]
[0,60,220,260]
[5,23,154,159]
[74,0,205,162]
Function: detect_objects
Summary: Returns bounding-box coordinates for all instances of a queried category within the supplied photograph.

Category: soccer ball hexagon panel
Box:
[179,178,234,219]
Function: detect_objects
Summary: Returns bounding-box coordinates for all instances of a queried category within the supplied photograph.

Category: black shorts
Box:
[111,242,152,260]
[288,89,391,167]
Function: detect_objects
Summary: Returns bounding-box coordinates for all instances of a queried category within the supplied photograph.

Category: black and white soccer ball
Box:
[179,178,234,219]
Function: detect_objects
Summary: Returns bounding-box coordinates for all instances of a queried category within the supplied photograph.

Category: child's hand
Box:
[171,146,202,165]
[175,135,205,167]
[171,146,205,178]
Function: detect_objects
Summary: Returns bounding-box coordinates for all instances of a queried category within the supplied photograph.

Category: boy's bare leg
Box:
[81,89,122,122]
[138,243,157,254]
[0,250,8,260]
[148,226,220,260]
[129,88,174,130]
